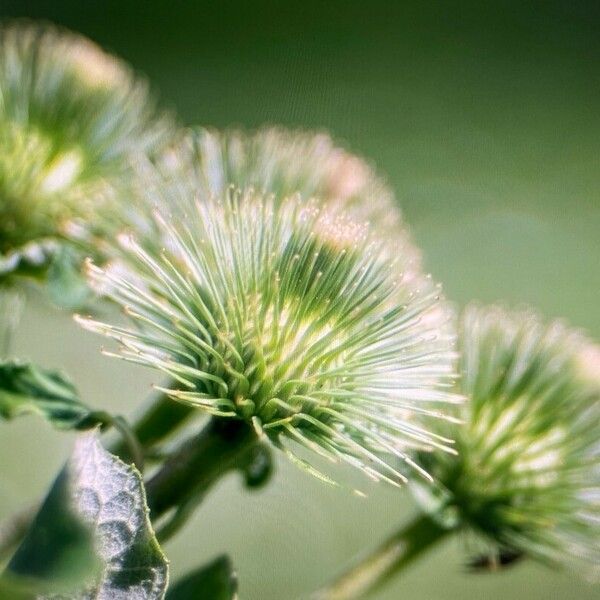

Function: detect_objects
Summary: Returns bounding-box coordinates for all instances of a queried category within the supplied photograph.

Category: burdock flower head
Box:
[77,179,459,486]
[0,21,168,273]
[419,304,600,576]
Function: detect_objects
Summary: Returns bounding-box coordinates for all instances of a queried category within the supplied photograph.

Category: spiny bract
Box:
[0,21,169,266]
[77,186,459,487]
[419,304,600,577]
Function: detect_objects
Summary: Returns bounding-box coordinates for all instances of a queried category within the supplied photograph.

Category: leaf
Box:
[1,467,100,599]
[0,361,144,467]
[0,360,92,430]
[166,556,237,600]
[4,431,168,599]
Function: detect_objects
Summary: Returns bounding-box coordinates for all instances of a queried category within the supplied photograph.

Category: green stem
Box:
[109,390,193,461]
[91,411,145,471]
[314,514,449,600]
[144,418,260,531]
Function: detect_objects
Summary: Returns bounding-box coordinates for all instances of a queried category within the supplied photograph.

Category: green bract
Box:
[0,21,169,272]
[96,127,451,343]
[419,305,600,577]
[77,184,458,486]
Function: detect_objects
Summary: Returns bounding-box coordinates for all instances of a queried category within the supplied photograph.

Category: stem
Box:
[91,411,145,471]
[145,417,260,525]
[314,514,449,600]
[109,390,193,461]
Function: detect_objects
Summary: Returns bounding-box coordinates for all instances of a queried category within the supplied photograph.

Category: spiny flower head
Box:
[0,21,169,264]
[418,304,600,576]
[77,185,459,486]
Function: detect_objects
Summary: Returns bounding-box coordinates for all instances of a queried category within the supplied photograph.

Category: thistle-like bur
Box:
[419,304,600,577]
[0,21,169,270]
[77,186,458,487]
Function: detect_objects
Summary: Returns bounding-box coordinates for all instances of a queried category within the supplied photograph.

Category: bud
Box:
[180,127,402,235]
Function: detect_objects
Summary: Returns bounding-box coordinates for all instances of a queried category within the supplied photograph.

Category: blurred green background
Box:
[1,1,599,598]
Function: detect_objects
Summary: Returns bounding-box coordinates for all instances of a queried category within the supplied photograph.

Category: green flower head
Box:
[419,304,600,577]
[0,21,169,269]
[77,178,459,486]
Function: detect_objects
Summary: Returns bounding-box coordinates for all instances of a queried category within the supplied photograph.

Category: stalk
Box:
[314,514,450,600]
[109,390,193,462]
[144,417,261,539]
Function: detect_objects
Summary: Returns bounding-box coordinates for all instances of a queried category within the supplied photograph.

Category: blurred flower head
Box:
[171,127,403,236]
[128,127,422,276]
[77,181,459,486]
[418,304,600,576]
[0,20,170,270]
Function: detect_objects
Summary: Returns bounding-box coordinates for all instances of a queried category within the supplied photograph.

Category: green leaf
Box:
[166,556,237,600]
[0,361,144,467]
[1,468,100,598]
[0,360,91,429]
[4,431,168,599]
